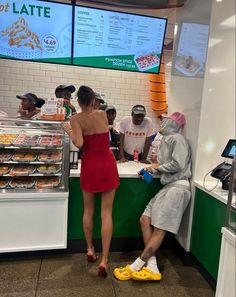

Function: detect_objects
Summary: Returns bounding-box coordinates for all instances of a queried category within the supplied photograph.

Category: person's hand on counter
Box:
[140,158,150,164]
[119,157,128,163]
[143,163,159,174]
[137,169,146,179]
[137,167,155,183]
[151,162,160,170]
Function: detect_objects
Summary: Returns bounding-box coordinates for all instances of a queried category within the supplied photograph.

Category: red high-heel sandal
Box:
[98,265,108,277]
[87,247,98,263]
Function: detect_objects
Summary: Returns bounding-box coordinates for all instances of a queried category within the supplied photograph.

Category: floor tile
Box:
[162,285,215,297]
[108,251,141,264]
[36,284,115,297]
[112,279,166,297]
[112,280,214,297]
[37,253,113,291]
[109,251,215,297]
[0,258,41,294]
[0,250,215,297]
[0,291,35,297]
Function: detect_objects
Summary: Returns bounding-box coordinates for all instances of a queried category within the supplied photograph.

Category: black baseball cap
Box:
[95,92,105,104]
[105,105,116,112]
[16,93,45,108]
[132,105,146,115]
[55,85,76,93]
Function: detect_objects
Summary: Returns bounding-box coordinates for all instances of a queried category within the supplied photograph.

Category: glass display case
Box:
[0,118,70,192]
[0,118,70,253]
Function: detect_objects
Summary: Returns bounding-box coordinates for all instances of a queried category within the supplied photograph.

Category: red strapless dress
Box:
[80,132,119,193]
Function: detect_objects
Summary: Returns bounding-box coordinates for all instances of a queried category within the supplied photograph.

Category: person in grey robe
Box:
[114,112,192,282]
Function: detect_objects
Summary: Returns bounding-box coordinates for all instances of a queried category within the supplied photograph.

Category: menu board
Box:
[73,6,167,73]
[0,0,72,64]
[173,22,209,77]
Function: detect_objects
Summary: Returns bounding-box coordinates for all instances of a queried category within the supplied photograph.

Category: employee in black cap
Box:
[94,92,107,110]
[17,93,45,119]
[105,105,120,160]
[119,105,155,163]
[55,84,76,118]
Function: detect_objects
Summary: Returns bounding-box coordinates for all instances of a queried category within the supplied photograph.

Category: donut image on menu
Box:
[134,52,160,71]
[1,17,42,50]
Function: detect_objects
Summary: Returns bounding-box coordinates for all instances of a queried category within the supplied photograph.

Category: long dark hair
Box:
[77,85,95,107]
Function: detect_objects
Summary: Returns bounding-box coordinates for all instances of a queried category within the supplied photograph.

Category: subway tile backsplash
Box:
[0,51,172,128]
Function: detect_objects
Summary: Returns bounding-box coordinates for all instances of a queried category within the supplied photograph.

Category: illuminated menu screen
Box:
[0,0,72,64]
[73,6,167,73]
[173,22,209,77]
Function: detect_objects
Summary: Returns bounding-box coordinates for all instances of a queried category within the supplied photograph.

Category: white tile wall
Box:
[0,50,172,129]
[0,7,175,129]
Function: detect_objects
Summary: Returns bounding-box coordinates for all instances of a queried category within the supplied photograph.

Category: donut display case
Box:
[0,118,69,192]
[0,118,70,253]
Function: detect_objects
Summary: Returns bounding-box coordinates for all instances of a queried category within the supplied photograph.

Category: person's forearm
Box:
[69,130,83,149]
[119,144,125,158]
[142,137,151,160]
[20,112,37,119]
[119,134,125,158]
[69,103,76,113]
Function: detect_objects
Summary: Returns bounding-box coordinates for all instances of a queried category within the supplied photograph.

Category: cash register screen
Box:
[221,139,236,159]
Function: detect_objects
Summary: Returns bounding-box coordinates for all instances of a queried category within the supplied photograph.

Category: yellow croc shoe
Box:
[113,265,134,281]
[132,267,162,281]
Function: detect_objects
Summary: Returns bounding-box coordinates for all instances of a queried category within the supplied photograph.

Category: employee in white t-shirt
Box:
[119,105,155,163]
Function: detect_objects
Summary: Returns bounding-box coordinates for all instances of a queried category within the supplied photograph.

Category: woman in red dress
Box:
[64,86,119,277]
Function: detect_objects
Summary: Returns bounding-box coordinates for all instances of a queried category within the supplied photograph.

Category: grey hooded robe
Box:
[142,118,192,234]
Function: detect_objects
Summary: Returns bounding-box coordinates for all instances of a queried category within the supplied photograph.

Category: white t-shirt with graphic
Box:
[119,116,155,155]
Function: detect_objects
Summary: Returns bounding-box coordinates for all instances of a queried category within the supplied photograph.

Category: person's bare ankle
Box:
[99,257,108,269]
[87,246,95,255]
[87,246,98,263]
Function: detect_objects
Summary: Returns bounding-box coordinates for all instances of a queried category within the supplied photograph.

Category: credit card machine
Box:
[211,162,232,180]
[210,139,236,190]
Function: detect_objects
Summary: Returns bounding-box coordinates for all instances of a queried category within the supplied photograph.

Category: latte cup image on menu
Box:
[134,52,160,71]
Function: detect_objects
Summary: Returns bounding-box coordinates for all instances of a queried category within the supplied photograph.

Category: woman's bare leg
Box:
[82,191,95,252]
[100,189,116,268]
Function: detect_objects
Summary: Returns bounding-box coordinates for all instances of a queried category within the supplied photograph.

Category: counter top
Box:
[194,180,235,205]
[221,227,236,244]
[70,161,154,178]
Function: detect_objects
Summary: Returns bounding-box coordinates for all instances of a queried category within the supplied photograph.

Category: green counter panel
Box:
[190,188,226,280]
[68,177,162,240]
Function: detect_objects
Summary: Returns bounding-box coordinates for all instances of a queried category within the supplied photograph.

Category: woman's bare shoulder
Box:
[96,109,106,117]
[72,111,87,119]
[93,109,106,115]
[71,113,79,120]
